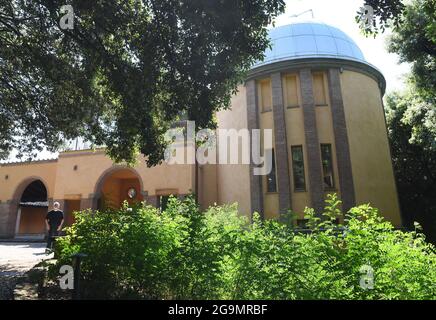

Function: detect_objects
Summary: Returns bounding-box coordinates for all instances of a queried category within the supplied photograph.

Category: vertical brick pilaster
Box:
[0,202,14,238]
[5,200,19,238]
[271,73,292,214]
[299,69,324,214]
[328,68,356,212]
[246,80,264,218]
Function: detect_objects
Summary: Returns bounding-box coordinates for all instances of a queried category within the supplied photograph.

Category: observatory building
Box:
[0,21,401,238]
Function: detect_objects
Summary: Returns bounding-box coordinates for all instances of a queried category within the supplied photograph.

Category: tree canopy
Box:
[387,0,436,99]
[366,0,436,242]
[357,0,406,35]
[385,90,436,243]
[359,0,436,94]
[0,0,285,164]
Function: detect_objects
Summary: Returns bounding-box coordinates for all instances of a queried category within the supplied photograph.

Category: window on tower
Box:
[313,72,328,106]
[291,145,306,191]
[266,149,277,193]
[320,144,335,189]
[284,74,299,108]
[258,78,272,112]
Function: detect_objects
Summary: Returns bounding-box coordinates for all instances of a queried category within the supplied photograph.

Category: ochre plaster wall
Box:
[216,85,251,218]
[341,70,401,226]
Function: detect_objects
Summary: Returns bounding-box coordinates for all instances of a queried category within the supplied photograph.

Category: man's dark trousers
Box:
[47,228,59,249]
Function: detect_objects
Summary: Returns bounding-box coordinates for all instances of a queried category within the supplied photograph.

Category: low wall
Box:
[0,203,13,238]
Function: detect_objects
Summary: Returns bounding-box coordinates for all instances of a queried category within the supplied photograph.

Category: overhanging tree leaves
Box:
[356,0,405,36]
[0,0,285,164]
[358,0,436,97]
[387,0,436,99]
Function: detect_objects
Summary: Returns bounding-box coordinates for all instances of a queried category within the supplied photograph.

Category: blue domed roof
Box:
[253,21,366,68]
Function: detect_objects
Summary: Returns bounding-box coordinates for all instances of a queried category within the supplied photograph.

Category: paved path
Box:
[0,242,51,275]
[0,242,53,299]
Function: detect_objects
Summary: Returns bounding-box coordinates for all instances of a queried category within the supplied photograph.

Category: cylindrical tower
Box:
[216,21,401,227]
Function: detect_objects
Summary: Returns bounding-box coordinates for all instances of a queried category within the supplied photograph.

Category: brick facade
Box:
[299,69,325,214]
[246,79,264,218]
[271,73,292,214]
[327,68,356,212]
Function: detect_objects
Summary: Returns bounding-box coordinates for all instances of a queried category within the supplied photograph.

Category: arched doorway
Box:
[16,180,48,235]
[95,167,144,210]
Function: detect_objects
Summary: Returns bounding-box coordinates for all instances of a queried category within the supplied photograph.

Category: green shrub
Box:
[52,194,436,299]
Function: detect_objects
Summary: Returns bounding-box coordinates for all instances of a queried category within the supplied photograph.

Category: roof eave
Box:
[247,57,387,96]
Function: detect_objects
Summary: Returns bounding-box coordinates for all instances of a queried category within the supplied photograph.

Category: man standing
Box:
[45,201,64,251]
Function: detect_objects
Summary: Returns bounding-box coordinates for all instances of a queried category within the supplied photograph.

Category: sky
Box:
[277,0,410,93]
[2,0,410,162]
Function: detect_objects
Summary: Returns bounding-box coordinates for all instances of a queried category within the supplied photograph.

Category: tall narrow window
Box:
[266,149,277,193]
[284,74,299,108]
[320,144,335,189]
[159,195,170,211]
[313,73,327,106]
[258,79,272,112]
[291,146,306,191]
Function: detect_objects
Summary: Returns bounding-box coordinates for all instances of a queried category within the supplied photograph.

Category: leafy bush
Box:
[52,195,436,299]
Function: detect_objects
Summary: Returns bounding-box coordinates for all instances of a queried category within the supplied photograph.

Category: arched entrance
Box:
[16,180,48,235]
[94,167,144,210]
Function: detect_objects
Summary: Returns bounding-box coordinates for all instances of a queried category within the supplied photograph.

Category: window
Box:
[159,195,170,211]
[266,149,277,193]
[284,75,299,107]
[321,144,335,189]
[291,146,306,191]
[313,73,327,106]
[258,79,272,112]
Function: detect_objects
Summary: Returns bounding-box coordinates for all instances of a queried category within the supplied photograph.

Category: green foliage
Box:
[387,0,436,99]
[52,195,436,300]
[357,0,406,36]
[385,90,436,244]
[369,0,436,245]
[357,0,436,100]
[0,0,285,164]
